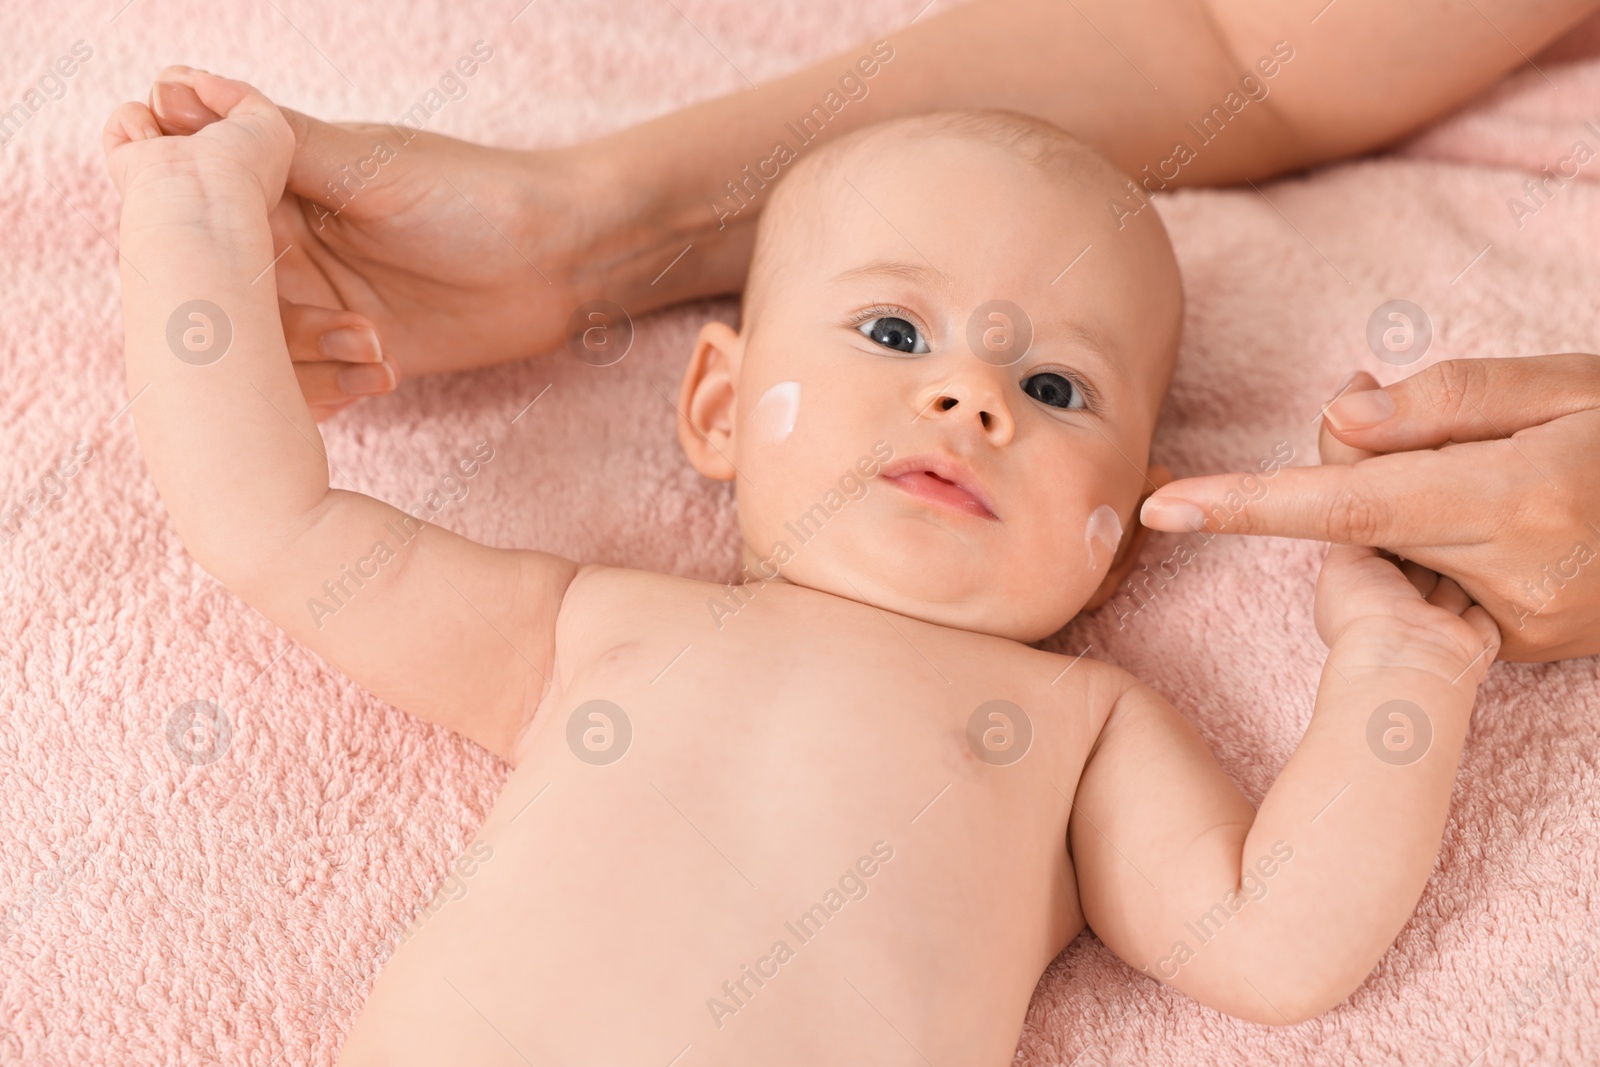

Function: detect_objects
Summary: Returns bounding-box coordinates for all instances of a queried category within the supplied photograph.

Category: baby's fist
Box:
[103,67,293,212]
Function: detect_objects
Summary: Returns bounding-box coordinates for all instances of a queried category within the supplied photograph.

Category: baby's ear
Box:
[676,321,742,480]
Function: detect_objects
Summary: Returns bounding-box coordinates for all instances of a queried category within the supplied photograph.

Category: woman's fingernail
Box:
[319,326,382,362]
[1326,388,1395,430]
[1140,496,1208,532]
[152,82,177,119]
[153,81,216,128]
[338,361,397,397]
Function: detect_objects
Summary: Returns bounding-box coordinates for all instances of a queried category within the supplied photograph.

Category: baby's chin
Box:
[786,535,1090,643]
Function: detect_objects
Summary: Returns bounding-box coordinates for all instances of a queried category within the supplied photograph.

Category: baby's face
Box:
[682,130,1182,642]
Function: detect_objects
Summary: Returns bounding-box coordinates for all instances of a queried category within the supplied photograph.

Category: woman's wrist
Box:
[551,132,760,320]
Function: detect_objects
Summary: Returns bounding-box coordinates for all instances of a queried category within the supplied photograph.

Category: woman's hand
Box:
[1310,397,1500,684]
[148,80,600,420]
[1140,355,1600,662]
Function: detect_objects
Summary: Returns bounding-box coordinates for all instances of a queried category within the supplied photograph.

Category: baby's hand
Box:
[1312,404,1501,684]
[103,67,292,214]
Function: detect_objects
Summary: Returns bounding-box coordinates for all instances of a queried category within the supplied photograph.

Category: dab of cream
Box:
[1086,505,1122,572]
[749,380,800,443]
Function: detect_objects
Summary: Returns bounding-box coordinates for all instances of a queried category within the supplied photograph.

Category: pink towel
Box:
[1,3,1596,1063]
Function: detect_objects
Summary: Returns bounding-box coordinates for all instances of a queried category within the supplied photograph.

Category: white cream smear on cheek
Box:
[749,381,801,443]
[1086,505,1122,572]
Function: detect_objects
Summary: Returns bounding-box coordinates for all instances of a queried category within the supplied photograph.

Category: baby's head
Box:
[676,110,1183,642]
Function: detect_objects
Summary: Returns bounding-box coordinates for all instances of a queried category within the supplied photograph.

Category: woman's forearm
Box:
[569,0,1598,314]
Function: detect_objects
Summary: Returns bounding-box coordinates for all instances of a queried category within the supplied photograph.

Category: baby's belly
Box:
[337,589,1094,1065]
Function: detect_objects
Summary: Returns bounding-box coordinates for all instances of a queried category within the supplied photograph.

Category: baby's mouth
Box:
[881,463,998,521]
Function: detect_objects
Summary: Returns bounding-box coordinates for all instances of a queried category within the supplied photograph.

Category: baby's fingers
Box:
[102,102,163,194]
[1424,573,1473,614]
[1399,558,1439,598]
[103,101,161,152]
[1461,604,1504,669]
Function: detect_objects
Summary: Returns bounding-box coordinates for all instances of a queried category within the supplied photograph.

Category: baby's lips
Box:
[151,80,223,133]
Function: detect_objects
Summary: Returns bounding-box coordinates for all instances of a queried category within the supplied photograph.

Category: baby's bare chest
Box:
[517,572,1097,886]
[341,573,1108,1066]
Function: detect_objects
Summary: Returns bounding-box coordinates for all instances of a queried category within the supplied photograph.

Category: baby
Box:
[106,69,1500,1065]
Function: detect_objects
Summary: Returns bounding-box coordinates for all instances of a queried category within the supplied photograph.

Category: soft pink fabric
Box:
[2,3,1597,1063]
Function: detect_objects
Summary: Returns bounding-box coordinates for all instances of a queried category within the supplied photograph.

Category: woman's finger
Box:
[281,299,383,365]
[280,298,397,404]
[148,66,279,131]
[278,106,398,212]
[148,77,223,135]
[310,400,358,423]
[293,356,396,409]
[1322,354,1600,452]
[1318,372,1381,465]
[1140,443,1511,547]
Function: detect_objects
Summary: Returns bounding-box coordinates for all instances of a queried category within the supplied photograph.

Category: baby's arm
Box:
[107,69,577,762]
[1070,546,1500,1024]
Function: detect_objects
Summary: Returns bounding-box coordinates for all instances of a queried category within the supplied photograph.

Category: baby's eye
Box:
[857,316,929,355]
[1022,372,1085,410]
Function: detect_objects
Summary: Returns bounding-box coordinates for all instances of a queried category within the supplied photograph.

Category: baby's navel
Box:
[1086,504,1122,571]
[749,380,800,443]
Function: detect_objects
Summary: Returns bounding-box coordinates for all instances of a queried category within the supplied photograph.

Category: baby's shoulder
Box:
[1007,643,1150,742]
[552,563,712,648]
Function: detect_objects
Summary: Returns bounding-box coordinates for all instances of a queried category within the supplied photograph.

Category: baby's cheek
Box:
[1085,504,1123,573]
[1016,500,1123,610]
[746,380,801,444]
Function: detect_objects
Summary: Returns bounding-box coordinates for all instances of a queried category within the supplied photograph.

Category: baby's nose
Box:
[917,381,1015,442]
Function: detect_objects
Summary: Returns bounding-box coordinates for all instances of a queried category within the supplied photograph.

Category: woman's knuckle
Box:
[1324,487,1387,544]
[1432,359,1487,422]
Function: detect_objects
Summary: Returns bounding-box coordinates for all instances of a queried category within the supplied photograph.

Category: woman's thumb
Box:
[151,80,222,134]
[278,106,383,211]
